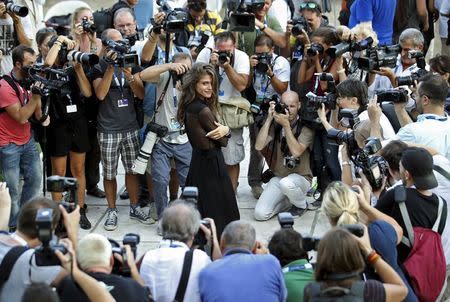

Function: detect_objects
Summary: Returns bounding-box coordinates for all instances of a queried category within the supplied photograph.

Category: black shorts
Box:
[47,117,91,157]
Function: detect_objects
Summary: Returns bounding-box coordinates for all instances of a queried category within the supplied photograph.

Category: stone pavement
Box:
[77,128,332,257]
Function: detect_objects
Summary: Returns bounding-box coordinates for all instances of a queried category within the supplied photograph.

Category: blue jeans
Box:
[151,140,192,218]
[0,138,41,227]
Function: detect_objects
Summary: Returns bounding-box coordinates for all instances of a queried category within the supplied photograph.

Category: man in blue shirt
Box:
[348,0,396,45]
[198,221,287,302]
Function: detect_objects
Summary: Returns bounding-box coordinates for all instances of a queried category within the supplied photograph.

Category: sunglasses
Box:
[299,2,321,12]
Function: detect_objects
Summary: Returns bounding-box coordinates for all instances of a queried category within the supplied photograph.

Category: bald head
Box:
[281,91,300,122]
[101,28,122,42]
[221,220,256,251]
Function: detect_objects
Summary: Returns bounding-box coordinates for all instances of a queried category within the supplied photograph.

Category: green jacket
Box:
[238,15,283,56]
[282,259,315,302]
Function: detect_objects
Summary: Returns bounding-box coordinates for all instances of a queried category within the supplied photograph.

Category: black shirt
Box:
[375,187,447,262]
[57,271,152,302]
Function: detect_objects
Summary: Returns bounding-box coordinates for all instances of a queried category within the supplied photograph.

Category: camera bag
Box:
[218,96,254,129]
[396,186,446,301]
[173,249,194,302]
[0,245,29,289]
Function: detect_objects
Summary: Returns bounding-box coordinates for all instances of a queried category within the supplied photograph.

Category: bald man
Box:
[254,91,316,220]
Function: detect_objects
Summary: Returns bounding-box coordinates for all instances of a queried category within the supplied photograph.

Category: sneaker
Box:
[289,206,307,218]
[104,208,118,231]
[130,205,155,225]
[251,186,263,199]
[79,208,92,230]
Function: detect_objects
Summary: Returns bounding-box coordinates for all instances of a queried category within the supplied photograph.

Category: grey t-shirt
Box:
[0,249,62,302]
[92,60,141,133]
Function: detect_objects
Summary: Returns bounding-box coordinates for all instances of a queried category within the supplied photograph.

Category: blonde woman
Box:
[71,7,102,55]
[321,181,418,302]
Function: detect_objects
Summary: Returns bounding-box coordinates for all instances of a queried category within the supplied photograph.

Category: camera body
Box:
[217,50,231,64]
[193,219,210,247]
[396,69,428,87]
[251,94,278,114]
[376,88,409,104]
[339,108,360,128]
[357,44,401,71]
[34,208,68,266]
[81,16,96,34]
[181,186,199,204]
[2,0,28,17]
[111,233,140,276]
[255,53,272,74]
[307,43,324,57]
[283,155,300,169]
[105,39,139,68]
[153,0,187,33]
[132,122,169,174]
[291,17,309,36]
[277,212,294,228]
[24,65,72,97]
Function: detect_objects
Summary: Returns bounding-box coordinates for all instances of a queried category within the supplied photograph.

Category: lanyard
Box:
[113,72,125,98]
[424,115,448,122]
[172,82,178,109]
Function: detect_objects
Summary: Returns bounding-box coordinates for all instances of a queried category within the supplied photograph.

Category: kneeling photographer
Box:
[57,233,152,302]
[0,196,80,302]
[43,35,95,230]
[134,53,192,220]
[254,91,315,220]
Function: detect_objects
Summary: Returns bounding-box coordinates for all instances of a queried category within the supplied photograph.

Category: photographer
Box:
[57,234,151,302]
[254,91,315,220]
[43,35,93,230]
[429,55,450,113]
[369,28,427,122]
[321,181,418,301]
[0,197,80,302]
[175,0,223,60]
[140,201,220,302]
[92,29,148,231]
[247,34,290,198]
[303,227,407,301]
[394,73,450,161]
[268,228,314,302]
[317,79,396,147]
[237,0,286,56]
[71,7,102,56]
[137,53,192,219]
[196,31,250,192]
[199,220,287,301]
[114,8,146,57]
[0,45,44,228]
[0,0,32,74]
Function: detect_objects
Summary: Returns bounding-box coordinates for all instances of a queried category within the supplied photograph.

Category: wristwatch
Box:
[127,75,135,83]
[260,24,267,31]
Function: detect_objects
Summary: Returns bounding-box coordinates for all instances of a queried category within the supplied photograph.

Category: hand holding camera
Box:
[56,36,76,50]
[273,108,290,128]
[367,95,382,124]
[317,103,328,123]
[169,62,189,75]
[54,238,75,273]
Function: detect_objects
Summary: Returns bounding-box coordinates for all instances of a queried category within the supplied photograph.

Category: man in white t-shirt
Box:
[248,34,290,198]
[196,31,250,192]
[138,53,193,219]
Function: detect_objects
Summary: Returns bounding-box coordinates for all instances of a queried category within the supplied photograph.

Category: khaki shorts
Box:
[221,128,245,166]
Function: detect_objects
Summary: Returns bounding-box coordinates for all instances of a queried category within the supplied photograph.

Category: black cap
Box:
[401,147,438,190]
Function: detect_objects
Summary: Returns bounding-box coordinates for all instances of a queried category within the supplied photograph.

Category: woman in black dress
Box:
[177,63,240,236]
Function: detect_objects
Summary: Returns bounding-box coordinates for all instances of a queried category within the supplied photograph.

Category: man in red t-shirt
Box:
[0,44,44,228]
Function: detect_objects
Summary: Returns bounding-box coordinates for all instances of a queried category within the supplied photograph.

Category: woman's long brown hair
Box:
[177,62,219,125]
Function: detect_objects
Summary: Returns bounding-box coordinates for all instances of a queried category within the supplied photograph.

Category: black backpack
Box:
[306,281,365,302]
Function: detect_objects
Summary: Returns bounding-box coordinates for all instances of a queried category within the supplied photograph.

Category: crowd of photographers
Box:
[0,0,449,300]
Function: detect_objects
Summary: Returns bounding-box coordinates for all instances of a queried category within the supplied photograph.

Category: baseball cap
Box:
[401,147,438,190]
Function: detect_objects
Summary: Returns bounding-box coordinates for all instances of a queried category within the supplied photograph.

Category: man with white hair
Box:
[57,233,151,302]
[139,201,220,302]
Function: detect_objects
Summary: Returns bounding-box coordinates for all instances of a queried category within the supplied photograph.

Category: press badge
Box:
[219,90,224,96]
[170,118,181,132]
[118,98,129,107]
[66,104,77,113]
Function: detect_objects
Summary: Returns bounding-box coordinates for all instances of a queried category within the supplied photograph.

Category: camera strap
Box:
[113,72,125,99]
[173,250,193,302]
[0,245,29,288]
[152,73,173,123]
[0,74,25,114]
[434,165,450,181]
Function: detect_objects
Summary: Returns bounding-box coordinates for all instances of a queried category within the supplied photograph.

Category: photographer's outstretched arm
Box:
[267,67,288,95]
[74,63,92,98]
[367,96,383,139]
[141,31,159,64]
[44,36,68,67]
[11,14,31,46]
[256,20,286,48]
[93,66,115,101]
[283,124,307,158]
[393,102,413,127]
[317,104,334,131]
[223,63,248,92]
[340,143,353,186]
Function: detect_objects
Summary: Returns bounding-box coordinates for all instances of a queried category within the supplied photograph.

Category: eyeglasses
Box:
[299,2,321,12]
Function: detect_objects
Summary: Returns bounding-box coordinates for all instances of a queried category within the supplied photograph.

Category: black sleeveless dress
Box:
[184,99,240,236]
